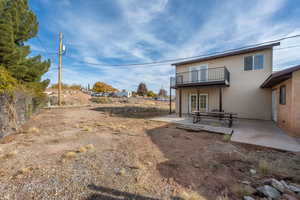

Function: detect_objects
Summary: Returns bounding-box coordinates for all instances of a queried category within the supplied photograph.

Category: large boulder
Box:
[257,185,281,199]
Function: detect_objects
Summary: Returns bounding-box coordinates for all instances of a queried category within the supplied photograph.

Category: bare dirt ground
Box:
[0,101,299,200]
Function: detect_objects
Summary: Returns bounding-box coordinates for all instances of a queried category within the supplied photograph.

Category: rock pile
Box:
[243,179,300,200]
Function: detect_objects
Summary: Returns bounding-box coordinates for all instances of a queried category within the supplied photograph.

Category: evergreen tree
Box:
[0,0,50,90]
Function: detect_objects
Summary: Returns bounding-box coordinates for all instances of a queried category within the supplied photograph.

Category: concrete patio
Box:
[151,115,300,152]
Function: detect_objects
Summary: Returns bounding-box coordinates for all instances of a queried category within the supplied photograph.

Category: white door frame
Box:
[189,93,198,113]
[189,93,209,113]
[199,93,209,112]
[189,64,208,82]
[272,89,277,122]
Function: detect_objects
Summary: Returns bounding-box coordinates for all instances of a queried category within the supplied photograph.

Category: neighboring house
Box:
[261,65,300,137]
[115,90,132,98]
[170,42,281,120]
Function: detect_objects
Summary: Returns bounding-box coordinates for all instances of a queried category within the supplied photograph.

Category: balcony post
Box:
[169,85,172,114]
[219,87,223,112]
[179,88,182,117]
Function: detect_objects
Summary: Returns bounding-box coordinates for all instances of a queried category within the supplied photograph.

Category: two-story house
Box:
[170,42,280,121]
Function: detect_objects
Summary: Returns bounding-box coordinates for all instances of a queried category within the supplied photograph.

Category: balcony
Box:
[170,67,230,88]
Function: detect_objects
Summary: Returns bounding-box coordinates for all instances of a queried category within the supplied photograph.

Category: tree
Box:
[92,82,118,93]
[158,88,167,97]
[0,0,50,89]
[137,82,147,96]
[147,90,156,97]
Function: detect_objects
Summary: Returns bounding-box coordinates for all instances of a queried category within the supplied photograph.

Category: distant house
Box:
[261,65,300,137]
[169,42,300,137]
[115,90,132,98]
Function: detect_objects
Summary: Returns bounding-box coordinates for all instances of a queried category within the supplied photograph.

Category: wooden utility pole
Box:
[58,32,63,105]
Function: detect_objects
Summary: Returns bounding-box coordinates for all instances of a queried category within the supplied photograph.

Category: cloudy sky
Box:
[28,0,300,92]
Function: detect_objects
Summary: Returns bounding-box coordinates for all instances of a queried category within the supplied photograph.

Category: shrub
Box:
[90,97,112,104]
[258,160,270,175]
[0,67,17,93]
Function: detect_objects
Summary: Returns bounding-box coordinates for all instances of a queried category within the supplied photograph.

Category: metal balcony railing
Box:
[170,67,230,88]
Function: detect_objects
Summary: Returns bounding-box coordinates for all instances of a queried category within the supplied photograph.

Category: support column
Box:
[219,87,223,112]
[169,87,172,114]
[197,90,200,111]
[179,88,182,117]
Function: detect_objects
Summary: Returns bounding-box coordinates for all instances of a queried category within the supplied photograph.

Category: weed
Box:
[83,126,92,132]
[222,134,231,142]
[258,160,270,175]
[177,190,205,200]
[85,144,95,150]
[63,151,77,158]
[1,150,18,159]
[78,146,87,153]
[230,184,255,197]
[28,127,39,134]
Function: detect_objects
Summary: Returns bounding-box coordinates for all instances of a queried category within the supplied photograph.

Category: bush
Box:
[258,160,270,175]
[90,97,112,104]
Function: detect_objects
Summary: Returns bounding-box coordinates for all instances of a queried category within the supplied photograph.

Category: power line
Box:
[63,34,300,68]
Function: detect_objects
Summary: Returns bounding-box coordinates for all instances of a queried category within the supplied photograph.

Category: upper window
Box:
[244,54,264,71]
[279,85,286,105]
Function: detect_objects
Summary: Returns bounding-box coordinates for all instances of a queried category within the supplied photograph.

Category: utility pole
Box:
[58,32,63,106]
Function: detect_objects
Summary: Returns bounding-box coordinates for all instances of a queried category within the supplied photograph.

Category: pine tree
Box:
[0,0,50,90]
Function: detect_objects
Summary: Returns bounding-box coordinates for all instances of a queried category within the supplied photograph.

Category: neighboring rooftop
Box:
[261,64,300,88]
[172,42,280,66]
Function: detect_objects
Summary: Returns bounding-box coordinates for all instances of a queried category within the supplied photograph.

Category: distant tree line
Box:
[136,82,167,97]
[50,83,82,90]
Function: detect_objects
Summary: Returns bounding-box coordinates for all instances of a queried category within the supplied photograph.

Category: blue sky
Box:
[27,0,300,92]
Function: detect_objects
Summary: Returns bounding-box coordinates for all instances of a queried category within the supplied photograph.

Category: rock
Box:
[241,181,251,185]
[281,194,298,200]
[271,179,285,193]
[288,184,300,193]
[257,185,281,199]
[281,180,290,190]
[250,169,257,175]
[243,196,255,200]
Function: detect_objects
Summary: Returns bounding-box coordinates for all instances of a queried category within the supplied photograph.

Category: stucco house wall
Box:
[175,49,273,120]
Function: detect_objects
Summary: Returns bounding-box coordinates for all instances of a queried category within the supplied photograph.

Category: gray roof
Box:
[172,42,280,66]
[261,64,300,88]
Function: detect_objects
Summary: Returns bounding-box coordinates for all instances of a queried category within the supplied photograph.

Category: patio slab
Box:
[151,115,233,135]
[231,119,300,152]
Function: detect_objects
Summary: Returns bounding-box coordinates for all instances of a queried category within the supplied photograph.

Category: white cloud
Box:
[41,0,300,92]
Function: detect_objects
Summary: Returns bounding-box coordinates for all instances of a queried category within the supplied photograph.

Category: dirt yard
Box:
[0,102,299,200]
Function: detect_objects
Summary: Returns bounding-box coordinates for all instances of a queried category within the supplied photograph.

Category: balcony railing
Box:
[170,67,230,88]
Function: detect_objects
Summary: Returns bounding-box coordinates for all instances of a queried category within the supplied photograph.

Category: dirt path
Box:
[0,105,299,200]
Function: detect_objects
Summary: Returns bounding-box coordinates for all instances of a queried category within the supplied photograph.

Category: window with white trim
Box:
[244,54,264,71]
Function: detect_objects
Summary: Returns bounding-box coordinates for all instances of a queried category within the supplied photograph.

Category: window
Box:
[279,85,286,105]
[244,54,264,71]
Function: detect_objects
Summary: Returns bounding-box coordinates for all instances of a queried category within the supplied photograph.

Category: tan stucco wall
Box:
[272,70,300,137]
[291,70,300,137]
[175,49,273,120]
[272,79,292,133]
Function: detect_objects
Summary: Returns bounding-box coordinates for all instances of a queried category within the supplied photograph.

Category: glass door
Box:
[189,94,198,113]
[199,94,208,112]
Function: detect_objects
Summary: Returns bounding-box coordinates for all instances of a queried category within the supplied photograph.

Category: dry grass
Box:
[85,144,95,150]
[63,151,77,158]
[258,160,270,175]
[78,146,87,153]
[177,190,206,200]
[28,127,40,134]
[82,126,92,132]
[230,184,255,197]
[222,134,231,142]
[1,150,18,160]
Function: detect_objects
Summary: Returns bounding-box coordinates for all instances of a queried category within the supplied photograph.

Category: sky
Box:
[28,0,300,92]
